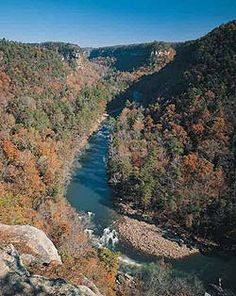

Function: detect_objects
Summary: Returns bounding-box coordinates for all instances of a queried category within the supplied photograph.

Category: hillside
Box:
[88,41,176,72]
[0,20,235,296]
[0,39,121,295]
[109,21,236,247]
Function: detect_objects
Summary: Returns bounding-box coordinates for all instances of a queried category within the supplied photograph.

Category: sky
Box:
[0,0,235,47]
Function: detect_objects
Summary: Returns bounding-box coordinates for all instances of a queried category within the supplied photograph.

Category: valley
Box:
[0,20,235,296]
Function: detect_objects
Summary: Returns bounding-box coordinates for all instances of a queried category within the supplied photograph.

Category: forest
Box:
[0,19,235,296]
[89,41,176,72]
[0,39,124,295]
[109,21,236,247]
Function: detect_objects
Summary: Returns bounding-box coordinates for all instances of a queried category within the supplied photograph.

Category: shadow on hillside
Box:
[107,41,193,114]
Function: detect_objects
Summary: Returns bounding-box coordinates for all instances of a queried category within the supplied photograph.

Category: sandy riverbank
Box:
[116,216,199,259]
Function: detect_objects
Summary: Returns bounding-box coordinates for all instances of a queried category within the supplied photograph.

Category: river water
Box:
[66,120,236,294]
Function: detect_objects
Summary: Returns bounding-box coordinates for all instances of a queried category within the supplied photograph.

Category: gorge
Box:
[66,116,236,296]
[0,20,235,296]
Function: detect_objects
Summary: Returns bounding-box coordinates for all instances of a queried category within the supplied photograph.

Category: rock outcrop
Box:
[0,245,102,296]
[89,41,176,71]
[40,42,86,68]
[0,223,61,265]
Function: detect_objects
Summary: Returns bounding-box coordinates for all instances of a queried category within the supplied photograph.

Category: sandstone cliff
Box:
[0,224,104,296]
[0,245,102,296]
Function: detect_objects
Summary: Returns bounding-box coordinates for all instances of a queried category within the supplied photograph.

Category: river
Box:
[66,120,236,294]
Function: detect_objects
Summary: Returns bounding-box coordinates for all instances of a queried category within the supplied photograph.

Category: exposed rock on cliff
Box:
[40,42,86,68]
[0,245,102,296]
[89,41,176,71]
[0,223,61,265]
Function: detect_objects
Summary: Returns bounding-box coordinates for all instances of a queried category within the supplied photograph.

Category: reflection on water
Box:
[171,252,236,292]
[66,120,236,294]
[66,122,118,233]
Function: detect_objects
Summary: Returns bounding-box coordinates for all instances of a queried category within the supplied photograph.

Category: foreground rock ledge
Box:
[116,216,198,259]
[0,245,102,296]
[0,223,61,264]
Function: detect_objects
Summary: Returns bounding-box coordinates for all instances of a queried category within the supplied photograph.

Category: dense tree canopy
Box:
[109,21,236,246]
[0,39,122,295]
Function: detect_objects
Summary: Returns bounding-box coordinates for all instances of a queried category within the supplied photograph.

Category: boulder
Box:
[0,245,102,296]
[0,223,61,265]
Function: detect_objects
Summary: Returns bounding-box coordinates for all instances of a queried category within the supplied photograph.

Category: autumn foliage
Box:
[0,39,118,294]
[109,21,236,245]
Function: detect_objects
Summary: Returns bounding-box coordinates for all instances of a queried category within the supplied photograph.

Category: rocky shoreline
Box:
[116,216,199,259]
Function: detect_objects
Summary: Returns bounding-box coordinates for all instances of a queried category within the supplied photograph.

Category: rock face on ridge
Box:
[40,42,86,67]
[0,245,102,296]
[0,223,61,265]
[89,41,176,71]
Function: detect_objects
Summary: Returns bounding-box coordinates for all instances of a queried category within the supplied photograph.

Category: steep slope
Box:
[88,41,176,72]
[109,21,236,247]
[130,20,236,102]
[0,39,119,295]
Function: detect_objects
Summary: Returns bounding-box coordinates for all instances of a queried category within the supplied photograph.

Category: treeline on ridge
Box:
[0,38,122,295]
[109,21,236,246]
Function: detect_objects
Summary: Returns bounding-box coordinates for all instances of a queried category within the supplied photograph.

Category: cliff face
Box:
[39,42,86,67]
[88,41,176,71]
